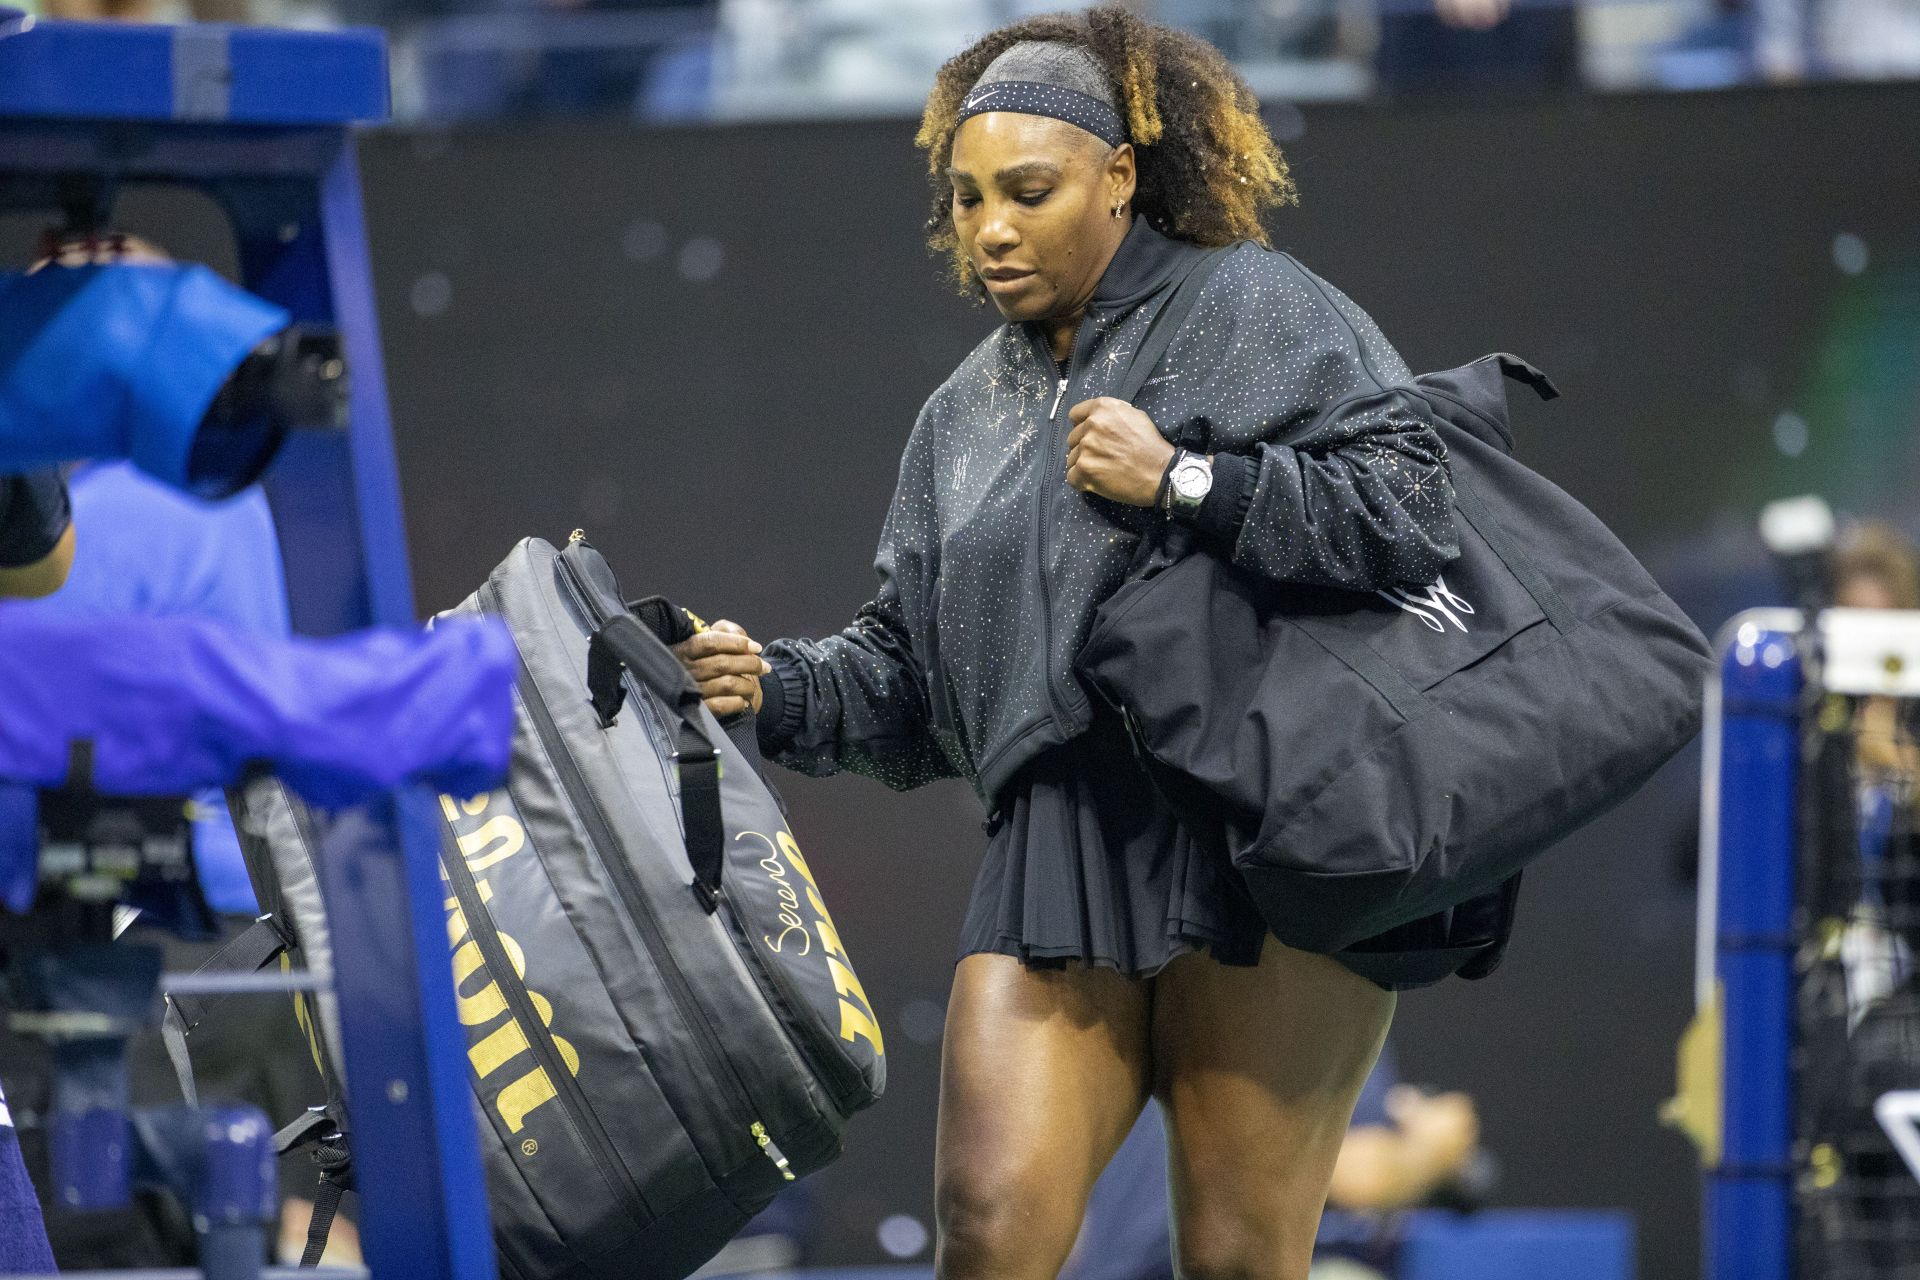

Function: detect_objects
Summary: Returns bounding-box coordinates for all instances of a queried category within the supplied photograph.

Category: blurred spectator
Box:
[27,0,338,32]
[30,0,1920,108]
[1155,0,1342,61]
[1828,521,1920,1023]
[709,0,991,118]
[36,0,162,18]
[1797,520,1920,1273]
[1818,0,1920,76]
[1832,520,1920,614]
[1752,0,1920,78]
[21,459,289,915]
[1374,0,1579,93]
[0,472,72,601]
[407,0,717,120]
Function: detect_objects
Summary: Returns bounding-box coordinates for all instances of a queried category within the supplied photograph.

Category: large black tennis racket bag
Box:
[234,533,885,1280]
[1079,349,1713,977]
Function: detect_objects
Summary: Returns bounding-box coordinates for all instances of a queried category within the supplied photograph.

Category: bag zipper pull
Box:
[751,1121,796,1181]
[1049,376,1068,420]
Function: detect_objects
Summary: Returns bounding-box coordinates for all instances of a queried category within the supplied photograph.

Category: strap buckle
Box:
[672,744,719,784]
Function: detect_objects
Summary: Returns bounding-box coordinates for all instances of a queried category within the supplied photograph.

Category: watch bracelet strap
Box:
[1168,450,1212,519]
[1155,448,1185,515]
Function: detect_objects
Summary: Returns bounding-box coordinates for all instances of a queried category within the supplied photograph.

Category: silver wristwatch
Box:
[1165,449,1214,521]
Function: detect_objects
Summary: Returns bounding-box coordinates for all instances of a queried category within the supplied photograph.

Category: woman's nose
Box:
[976,210,1019,255]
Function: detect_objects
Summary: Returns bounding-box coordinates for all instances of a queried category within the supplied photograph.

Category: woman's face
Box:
[1836,573,1898,611]
[947,111,1134,325]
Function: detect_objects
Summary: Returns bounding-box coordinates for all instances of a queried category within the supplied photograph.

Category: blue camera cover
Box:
[0,262,288,488]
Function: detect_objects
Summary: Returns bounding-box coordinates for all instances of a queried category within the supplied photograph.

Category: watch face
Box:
[1172,461,1211,499]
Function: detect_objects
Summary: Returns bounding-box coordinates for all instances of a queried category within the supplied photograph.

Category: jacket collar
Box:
[1089,217,1201,311]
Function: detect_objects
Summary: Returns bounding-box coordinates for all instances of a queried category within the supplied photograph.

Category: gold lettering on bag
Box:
[740,828,885,1057]
[438,793,583,1135]
[440,793,491,822]
[456,816,527,873]
[439,796,528,874]
[752,843,812,956]
[827,958,884,1053]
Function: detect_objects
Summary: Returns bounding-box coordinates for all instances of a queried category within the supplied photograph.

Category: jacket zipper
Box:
[551,552,867,1119]
[440,815,650,1219]
[1031,320,1099,730]
[549,552,871,1120]
[487,577,786,1182]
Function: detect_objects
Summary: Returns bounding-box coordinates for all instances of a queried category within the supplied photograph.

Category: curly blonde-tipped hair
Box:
[915,5,1295,294]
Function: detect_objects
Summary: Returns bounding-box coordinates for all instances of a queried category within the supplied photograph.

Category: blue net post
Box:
[1705,617,1801,1280]
[0,22,494,1280]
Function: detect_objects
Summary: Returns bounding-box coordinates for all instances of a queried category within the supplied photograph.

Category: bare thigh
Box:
[935,953,1153,1280]
[1151,938,1395,1280]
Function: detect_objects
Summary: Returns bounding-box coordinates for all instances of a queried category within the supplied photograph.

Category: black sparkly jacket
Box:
[756,219,1460,808]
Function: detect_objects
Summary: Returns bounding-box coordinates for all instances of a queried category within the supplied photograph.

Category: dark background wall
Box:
[354,83,1907,1278]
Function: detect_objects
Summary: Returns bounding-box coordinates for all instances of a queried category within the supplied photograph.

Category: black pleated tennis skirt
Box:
[957,700,1269,978]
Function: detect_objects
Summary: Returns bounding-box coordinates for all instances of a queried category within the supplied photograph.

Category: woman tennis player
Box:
[675,10,1460,1277]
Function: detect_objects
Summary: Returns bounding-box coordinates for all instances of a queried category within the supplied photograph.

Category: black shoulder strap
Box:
[1110,244,1236,576]
[1113,244,1235,406]
[160,913,292,1107]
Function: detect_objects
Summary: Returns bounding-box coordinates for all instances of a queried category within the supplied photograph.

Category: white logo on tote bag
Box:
[1378,575,1475,634]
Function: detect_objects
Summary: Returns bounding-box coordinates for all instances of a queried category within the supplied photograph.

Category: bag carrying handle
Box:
[624,591,770,770]
[586,614,726,911]
[1493,353,1559,402]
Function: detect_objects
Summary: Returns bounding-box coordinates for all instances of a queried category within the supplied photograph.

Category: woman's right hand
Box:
[672,619,770,719]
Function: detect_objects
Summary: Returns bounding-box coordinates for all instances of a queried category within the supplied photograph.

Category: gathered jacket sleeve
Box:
[753,409,962,792]
[1184,252,1459,592]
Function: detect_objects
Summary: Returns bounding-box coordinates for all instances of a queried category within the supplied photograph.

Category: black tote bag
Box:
[1077,266,1713,965]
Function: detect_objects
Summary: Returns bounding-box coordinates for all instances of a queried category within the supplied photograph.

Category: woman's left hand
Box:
[1065,397,1177,508]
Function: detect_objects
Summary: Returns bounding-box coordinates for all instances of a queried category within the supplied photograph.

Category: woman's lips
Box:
[983,271,1034,290]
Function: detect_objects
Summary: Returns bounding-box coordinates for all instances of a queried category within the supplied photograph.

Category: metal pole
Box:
[1706,614,1800,1280]
[308,790,496,1280]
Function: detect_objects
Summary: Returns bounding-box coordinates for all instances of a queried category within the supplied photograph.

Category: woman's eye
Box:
[1016,190,1051,206]
[954,193,981,209]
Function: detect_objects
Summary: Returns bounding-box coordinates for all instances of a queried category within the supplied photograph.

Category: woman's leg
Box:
[1151,939,1395,1280]
[936,952,1153,1280]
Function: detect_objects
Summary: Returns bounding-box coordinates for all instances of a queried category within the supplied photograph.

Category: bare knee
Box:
[1175,1211,1311,1280]
[935,1165,1083,1280]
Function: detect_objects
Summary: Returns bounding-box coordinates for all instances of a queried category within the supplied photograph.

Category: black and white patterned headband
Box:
[954,80,1128,148]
